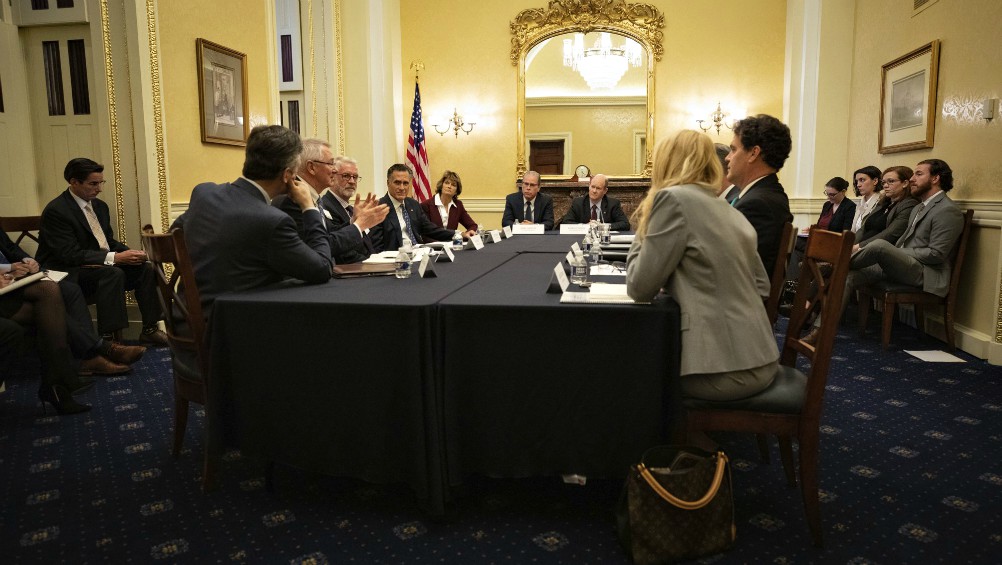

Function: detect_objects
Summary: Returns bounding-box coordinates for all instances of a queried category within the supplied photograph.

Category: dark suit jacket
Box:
[561,195,630,231]
[857,197,918,249]
[370,195,453,252]
[171,178,332,312]
[733,173,792,275]
[37,189,130,272]
[419,196,478,234]
[501,192,555,230]
[0,230,30,264]
[819,197,856,233]
[317,192,374,264]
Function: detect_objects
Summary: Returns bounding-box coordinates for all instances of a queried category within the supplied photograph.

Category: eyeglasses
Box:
[822,190,839,197]
[309,160,336,168]
[340,173,361,181]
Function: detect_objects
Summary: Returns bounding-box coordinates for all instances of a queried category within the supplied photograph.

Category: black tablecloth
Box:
[438,253,680,482]
[208,236,679,514]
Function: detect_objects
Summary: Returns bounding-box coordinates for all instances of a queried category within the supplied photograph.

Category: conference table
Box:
[207,234,680,515]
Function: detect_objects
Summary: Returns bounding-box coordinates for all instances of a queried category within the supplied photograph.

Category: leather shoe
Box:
[139,328,169,347]
[104,342,146,365]
[79,355,130,376]
[802,327,821,347]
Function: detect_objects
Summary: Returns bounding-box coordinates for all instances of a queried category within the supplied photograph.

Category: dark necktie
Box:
[590,204,598,221]
[346,204,354,217]
[401,204,418,244]
[525,200,532,222]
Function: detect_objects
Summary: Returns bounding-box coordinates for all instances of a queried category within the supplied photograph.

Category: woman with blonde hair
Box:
[626,130,779,401]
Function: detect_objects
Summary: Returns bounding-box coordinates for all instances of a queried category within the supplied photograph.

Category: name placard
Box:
[418,253,438,278]
[489,230,503,243]
[439,246,456,262]
[502,226,513,238]
[547,263,570,293]
[512,224,545,235]
[560,224,589,235]
[470,234,485,250]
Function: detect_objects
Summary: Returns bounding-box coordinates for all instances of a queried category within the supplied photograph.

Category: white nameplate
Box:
[571,242,581,254]
[512,224,545,235]
[470,234,485,250]
[560,224,590,235]
[553,263,569,292]
[489,230,503,243]
[503,225,513,238]
[418,253,437,278]
[441,246,455,262]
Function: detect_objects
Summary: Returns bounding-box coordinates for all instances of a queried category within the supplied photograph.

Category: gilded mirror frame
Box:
[511,0,664,178]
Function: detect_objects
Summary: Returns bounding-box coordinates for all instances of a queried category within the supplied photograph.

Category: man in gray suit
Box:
[808,159,963,341]
[171,125,333,314]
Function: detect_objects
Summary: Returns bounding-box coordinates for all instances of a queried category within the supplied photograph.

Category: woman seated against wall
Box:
[420,170,478,242]
[786,177,855,280]
[626,130,778,401]
[852,165,918,253]
[1,274,93,415]
[850,165,883,233]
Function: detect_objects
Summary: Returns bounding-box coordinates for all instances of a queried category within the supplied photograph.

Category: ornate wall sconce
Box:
[696,102,737,135]
[431,109,475,137]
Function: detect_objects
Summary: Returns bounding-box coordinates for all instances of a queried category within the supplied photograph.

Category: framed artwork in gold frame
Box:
[878,40,940,154]
[196,38,249,146]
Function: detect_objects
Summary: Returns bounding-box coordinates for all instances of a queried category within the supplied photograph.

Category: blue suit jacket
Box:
[171,178,332,313]
[501,192,554,230]
[370,195,453,252]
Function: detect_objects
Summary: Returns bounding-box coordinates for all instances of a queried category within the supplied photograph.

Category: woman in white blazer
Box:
[626,130,779,401]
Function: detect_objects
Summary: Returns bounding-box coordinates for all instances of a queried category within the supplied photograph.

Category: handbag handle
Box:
[636,451,728,510]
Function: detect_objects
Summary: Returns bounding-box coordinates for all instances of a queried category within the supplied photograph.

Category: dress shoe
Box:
[802,326,821,347]
[104,342,146,365]
[79,355,130,376]
[68,376,97,395]
[139,328,169,347]
[39,385,91,415]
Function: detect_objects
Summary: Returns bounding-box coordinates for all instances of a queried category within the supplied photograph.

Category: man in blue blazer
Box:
[559,174,630,231]
[171,125,333,314]
[37,158,167,346]
[370,164,453,252]
[318,155,386,263]
[502,171,554,230]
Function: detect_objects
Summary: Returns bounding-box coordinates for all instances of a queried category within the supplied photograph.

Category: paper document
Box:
[609,234,635,243]
[44,270,68,283]
[0,271,46,295]
[363,251,400,264]
[905,350,966,363]
[560,283,645,304]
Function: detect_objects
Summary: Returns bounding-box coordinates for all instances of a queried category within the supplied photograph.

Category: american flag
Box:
[406,83,431,202]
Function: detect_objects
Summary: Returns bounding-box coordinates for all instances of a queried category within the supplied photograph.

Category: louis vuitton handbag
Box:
[615,446,735,564]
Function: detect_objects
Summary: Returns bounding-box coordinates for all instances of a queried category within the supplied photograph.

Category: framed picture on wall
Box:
[196,38,249,146]
[878,40,940,154]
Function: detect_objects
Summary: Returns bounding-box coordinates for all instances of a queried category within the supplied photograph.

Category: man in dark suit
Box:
[171,125,333,314]
[723,114,794,275]
[273,141,387,264]
[2,230,143,374]
[502,171,554,230]
[36,158,167,346]
[370,164,453,252]
[560,173,630,231]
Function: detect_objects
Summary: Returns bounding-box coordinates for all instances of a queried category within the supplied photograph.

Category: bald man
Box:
[559,174,630,231]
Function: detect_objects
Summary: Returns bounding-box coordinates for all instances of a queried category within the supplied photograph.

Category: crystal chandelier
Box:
[562,32,642,90]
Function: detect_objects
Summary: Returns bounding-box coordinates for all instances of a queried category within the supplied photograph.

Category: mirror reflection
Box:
[524,31,648,176]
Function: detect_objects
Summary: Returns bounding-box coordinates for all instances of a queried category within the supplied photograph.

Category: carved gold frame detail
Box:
[510,0,664,177]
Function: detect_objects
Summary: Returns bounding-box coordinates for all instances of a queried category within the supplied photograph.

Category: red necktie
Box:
[590,204,598,221]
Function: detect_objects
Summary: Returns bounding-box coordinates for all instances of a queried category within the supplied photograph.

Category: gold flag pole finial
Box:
[410,60,425,83]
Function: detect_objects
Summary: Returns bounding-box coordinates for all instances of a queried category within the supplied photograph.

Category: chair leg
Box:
[755,434,771,463]
[778,436,796,487]
[881,300,896,350]
[857,294,870,335]
[173,396,189,458]
[943,303,956,352]
[798,431,823,548]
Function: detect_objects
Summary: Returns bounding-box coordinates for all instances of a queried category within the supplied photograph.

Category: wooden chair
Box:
[857,209,974,351]
[0,215,42,247]
[141,229,215,490]
[680,227,856,548]
[765,222,796,325]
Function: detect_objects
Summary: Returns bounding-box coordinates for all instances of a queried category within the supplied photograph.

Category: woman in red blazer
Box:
[419,170,479,242]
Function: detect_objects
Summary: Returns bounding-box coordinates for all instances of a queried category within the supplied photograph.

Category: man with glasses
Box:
[319,155,388,263]
[274,139,387,265]
[37,158,167,346]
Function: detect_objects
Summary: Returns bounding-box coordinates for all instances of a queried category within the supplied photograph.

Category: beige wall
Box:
[526,104,645,174]
[847,0,1002,198]
[159,0,278,204]
[399,0,787,211]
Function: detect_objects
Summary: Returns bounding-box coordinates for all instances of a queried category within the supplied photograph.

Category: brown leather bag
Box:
[616,446,736,564]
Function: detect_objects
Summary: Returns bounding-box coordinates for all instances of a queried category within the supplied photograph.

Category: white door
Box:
[24,25,99,204]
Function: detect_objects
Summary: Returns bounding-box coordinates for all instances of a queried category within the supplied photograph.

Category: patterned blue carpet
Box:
[2,320,1000,564]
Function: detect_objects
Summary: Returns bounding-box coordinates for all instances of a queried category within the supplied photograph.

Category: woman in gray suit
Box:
[626,130,779,401]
